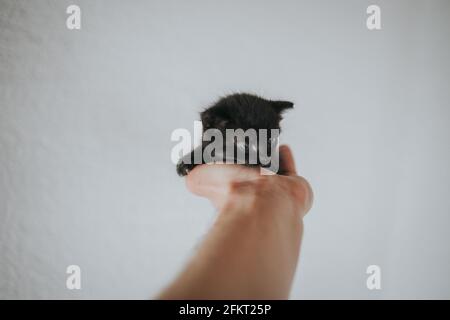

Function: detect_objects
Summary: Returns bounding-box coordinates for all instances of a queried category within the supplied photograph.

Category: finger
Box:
[185,164,261,210]
[298,176,314,216]
[185,164,259,197]
[185,164,226,198]
[278,145,297,176]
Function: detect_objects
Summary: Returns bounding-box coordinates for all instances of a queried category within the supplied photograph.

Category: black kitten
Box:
[176,93,293,176]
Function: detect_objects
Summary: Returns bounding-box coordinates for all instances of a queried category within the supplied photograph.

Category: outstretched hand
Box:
[185,145,313,218]
[159,145,313,299]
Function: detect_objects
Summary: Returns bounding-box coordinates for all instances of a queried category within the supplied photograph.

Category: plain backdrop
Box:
[1,0,449,299]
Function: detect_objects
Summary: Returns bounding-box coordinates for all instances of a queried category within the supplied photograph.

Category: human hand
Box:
[185,145,313,219]
[159,145,313,299]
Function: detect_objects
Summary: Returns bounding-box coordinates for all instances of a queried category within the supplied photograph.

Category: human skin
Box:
[158,145,313,299]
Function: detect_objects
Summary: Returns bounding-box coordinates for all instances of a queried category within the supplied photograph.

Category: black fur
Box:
[176,93,293,176]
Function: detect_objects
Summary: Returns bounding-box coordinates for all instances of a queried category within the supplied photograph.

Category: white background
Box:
[1,0,449,299]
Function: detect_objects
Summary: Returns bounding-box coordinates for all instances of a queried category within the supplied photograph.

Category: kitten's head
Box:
[200,93,293,132]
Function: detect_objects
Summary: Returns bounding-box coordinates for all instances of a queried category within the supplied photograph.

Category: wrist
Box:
[220,191,259,215]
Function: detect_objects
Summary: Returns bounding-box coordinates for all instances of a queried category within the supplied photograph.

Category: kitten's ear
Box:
[271,100,294,113]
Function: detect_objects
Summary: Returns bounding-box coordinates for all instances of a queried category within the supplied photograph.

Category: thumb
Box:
[278,145,297,176]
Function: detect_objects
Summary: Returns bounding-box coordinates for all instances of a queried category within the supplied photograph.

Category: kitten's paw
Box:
[176,161,197,177]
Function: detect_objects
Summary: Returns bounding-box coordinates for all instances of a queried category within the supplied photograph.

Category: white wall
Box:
[0,0,449,299]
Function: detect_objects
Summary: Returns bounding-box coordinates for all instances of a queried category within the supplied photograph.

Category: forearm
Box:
[158,194,304,299]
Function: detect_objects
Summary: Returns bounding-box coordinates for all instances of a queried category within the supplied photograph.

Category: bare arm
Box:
[158,146,313,299]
